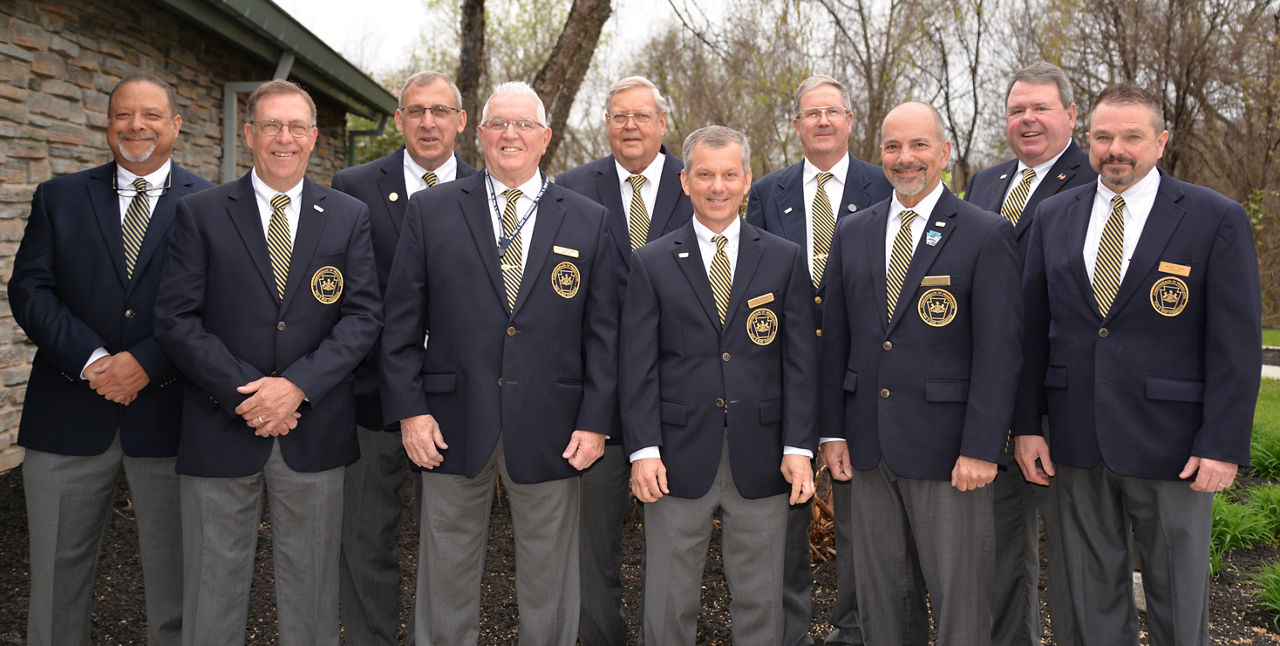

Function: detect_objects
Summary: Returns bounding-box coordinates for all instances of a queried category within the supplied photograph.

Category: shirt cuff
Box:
[783,446,813,458]
[81,347,109,380]
[819,437,845,444]
[629,446,661,462]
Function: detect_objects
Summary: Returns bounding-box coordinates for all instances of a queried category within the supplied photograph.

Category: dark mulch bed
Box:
[0,466,1276,644]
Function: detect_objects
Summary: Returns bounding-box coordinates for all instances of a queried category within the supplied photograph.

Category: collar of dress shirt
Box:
[691,211,742,247]
[888,180,945,223]
[1094,165,1160,213]
[116,158,172,192]
[404,150,457,193]
[802,153,849,189]
[251,168,304,210]
[614,151,666,191]
[1015,142,1069,181]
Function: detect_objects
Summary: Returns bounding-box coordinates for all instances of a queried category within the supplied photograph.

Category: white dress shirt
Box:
[1083,168,1161,283]
[403,152,459,197]
[631,215,812,461]
[802,154,849,278]
[251,169,303,246]
[486,172,546,272]
[615,153,666,224]
[1001,143,1069,207]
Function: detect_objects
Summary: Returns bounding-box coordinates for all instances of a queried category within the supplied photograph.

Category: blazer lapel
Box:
[836,153,871,218]
[723,225,764,337]
[673,225,721,330]
[281,179,327,308]
[593,161,631,262]
[459,176,509,311]
[1107,174,1185,318]
[647,151,684,241]
[87,163,130,289]
[1063,191,1096,316]
[379,149,409,235]
[226,174,278,301]
[774,164,807,248]
[888,192,958,333]
[863,203,890,334]
[514,183,565,314]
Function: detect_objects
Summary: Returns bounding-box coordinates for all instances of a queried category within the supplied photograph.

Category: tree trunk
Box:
[532,0,612,166]
[455,0,486,167]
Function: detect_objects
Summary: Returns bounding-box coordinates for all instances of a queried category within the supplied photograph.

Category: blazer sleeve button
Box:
[277,321,287,331]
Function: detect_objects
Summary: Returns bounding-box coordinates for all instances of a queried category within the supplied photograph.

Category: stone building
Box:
[0,0,397,471]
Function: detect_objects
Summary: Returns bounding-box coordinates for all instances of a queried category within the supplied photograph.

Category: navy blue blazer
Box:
[379,173,622,484]
[331,148,478,430]
[964,139,1095,258]
[819,188,1023,480]
[555,146,693,267]
[10,161,214,457]
[745,153,892,328]
[154,174,382,477]
[1014,171,1261,479]
[620,221,817,499]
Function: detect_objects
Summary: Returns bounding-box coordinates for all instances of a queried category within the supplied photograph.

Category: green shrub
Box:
[1251,559,1280,630]
[1253,426,1280,481]
[1211,493,1273,576]
[1248,483,1280,538]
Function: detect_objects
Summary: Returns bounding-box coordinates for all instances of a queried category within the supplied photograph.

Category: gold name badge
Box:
[917,288,957,327]
[1150,276,1189,317]
[1158,261,1191,277]
[311,266,343,304]
[551,261,581,299]
[553,245,580,258]
[920,275,951,287]
[746,307,779,346]
[747,293,775,308]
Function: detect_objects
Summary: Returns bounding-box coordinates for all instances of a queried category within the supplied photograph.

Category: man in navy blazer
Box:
[9,73,213,646]
[1015,83,1261,644]
[819,102,1022,643]
[623,125,817,645]
[154,80,381,646]
[380,81,621,645]
[555,75,692,646]
[744,74,892,646]
[963,61,1094,645]
[329,70,477,646]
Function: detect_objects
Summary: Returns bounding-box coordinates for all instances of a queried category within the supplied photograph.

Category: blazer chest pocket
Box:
[1044,366,1067,389]
[422,372,456,393]
[660,400,687,426]
[924,379,970,402]
[1146,376,1204,403]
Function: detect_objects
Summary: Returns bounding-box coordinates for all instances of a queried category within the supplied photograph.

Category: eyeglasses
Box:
[606,111,656,127]
[401,104,462,120]
[797,106,850,123]
[113,173,172,198]
[481,117,544,133]
[249,120,314,138]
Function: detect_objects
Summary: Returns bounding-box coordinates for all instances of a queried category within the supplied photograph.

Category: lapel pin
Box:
[999,173,1008,180]
[313,204,324,212]
[934,221,946,227]
[926,230,942,246]
[783,207,794,214]
[678,252,690,258]
[1057,173,1067,180]
[847,204,857,212]
[389,192,399,202]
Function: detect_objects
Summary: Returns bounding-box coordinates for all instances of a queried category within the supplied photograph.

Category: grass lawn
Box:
[1264,329,1280,347]
[1261,378,1280,433]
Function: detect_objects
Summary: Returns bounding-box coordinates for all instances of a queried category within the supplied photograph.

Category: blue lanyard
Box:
[486,171,549,259]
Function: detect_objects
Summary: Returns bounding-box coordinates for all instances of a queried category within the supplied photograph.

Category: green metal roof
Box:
[153,0,397,119]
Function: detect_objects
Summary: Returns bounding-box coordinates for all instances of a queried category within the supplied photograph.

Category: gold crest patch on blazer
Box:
[551,261,581,299]
[917,288,957,327]
[1150,276,1189,317]
[311,266,343,304]
[746,308,779,346]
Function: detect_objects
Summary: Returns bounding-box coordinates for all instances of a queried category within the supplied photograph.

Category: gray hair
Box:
[604,76,669,116]
[1005,61,1074,108]
[482,81,547,126]
[399,71,463,108]
[793,75,852,117]
[246,79,316,124]
[682,125,751,172]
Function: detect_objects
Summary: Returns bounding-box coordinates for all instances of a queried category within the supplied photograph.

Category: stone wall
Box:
[0,0,354,471]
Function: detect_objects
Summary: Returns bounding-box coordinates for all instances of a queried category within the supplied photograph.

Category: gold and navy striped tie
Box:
[811,171,835,288]
[709,234,732,325]
[1000,168,1036,226]
[267,194,292,300]
[499,188,524,312]
[886,209,918,321]
[423,171,437,188]
[1093,195,1125,317]
[122,177,150,279]
[627,174,649,250]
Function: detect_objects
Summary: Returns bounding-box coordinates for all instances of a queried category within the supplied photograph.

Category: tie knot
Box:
[502,188,522,205]
[132,177,148,192]
[1111,195,1125,211]
[423,171,438,187]
[816,171,833,188]
[271,194,290,211]
[712,234,727,251]
[899,209,918,226]
[1021,168,1036,182]
[628,174,646,190]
